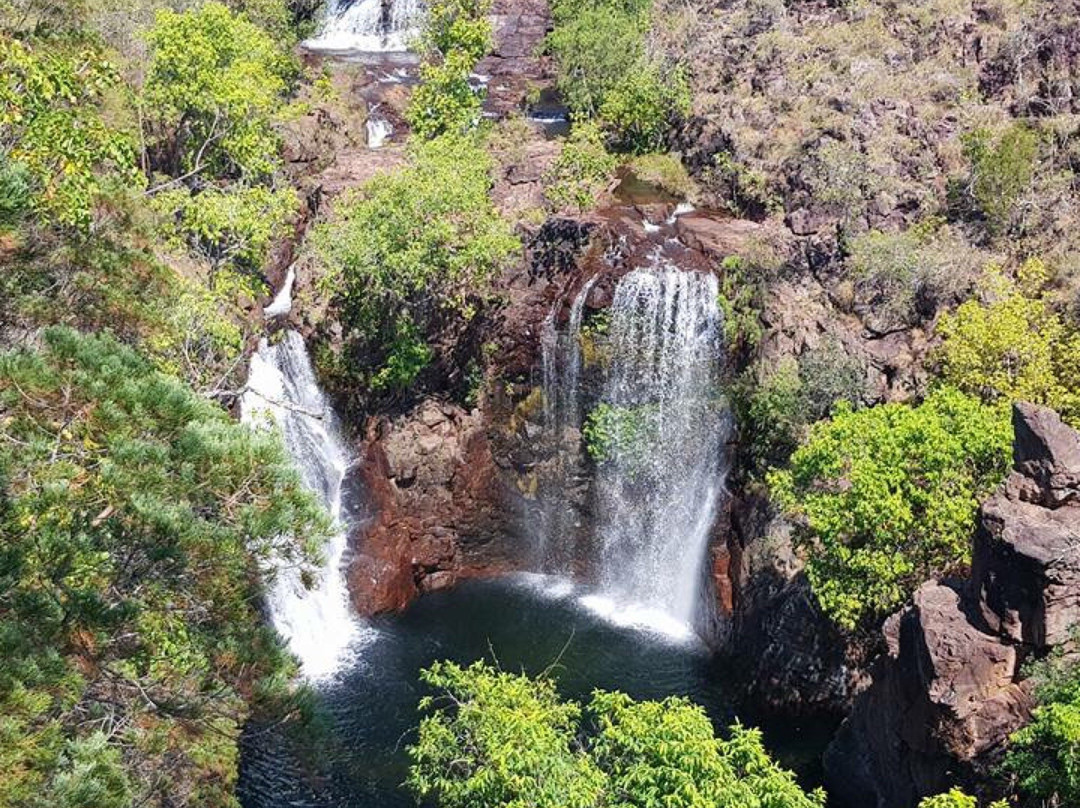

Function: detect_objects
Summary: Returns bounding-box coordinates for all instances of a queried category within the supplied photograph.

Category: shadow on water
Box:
[238,577,835,807]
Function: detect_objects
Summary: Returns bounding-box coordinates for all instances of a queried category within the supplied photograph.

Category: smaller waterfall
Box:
[537,277,597,570]
[263,266,296,319]
[366,116,393,149]
[242,331,363,678]
[304,0,421,52]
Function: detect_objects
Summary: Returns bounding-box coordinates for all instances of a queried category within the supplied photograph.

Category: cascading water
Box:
[241,331,364,678]
[304,0,421,52]
[541,256,731,636]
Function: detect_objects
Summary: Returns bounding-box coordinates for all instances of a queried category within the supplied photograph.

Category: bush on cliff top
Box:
[546,0,690,152]
[936,258,1080,428]
[768,387,1012,629]
[407,660,825,808]
[315,134,519,397]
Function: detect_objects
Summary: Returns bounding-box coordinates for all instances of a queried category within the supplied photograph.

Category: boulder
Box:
[970,405,1080,649]
[347,401,519,615]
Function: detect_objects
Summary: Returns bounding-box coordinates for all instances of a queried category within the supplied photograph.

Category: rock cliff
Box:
[824,403,1080,807]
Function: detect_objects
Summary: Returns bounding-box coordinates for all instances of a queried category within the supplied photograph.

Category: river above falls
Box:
[238,576,833,808]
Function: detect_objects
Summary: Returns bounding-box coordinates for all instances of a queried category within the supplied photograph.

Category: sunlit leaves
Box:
[408,661,825,808]
[315,134,519,393]
[144,1,291,179]
[0,37,140,231]
[0,329,329,805]
[936,259,1080,427]
[769,388,1012,629]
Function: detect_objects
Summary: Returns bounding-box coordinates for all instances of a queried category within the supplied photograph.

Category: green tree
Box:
[544,121,618,212]
[918,789,1007,808]
[545,0,690,151]
[405,0,492,139]
[0,37,140,231]
[936,259,1080,427]
[1003,647,1080,806]
[407,661,825,808]
[0,328,329,807]
[315,134,519,394]
[144,1,291,179]
[769,388,1012,629]
[962,124,1039,236]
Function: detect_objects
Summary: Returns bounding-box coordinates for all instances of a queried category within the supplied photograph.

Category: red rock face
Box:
[346,401,519,615]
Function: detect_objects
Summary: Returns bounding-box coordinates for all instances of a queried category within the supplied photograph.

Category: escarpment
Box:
[824,403,1080,807]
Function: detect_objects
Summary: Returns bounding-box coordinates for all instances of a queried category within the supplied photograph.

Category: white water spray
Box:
[540,257,730,636]
[593,263,728,627]
[242,331,364,678]
[304,0,421,52]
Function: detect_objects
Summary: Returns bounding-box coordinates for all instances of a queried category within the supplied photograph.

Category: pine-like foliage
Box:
[0,327,330,808]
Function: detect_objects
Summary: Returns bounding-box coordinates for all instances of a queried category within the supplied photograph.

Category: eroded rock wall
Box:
[824,403,1080,807]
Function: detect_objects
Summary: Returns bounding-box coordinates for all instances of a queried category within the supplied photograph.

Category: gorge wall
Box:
[825,402,1080,807]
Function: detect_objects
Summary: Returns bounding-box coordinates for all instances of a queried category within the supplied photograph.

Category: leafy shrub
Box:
[628,151,695,199]
[797,339,867,422]
[717,255,765,355]
[144,2,291,179]
[406,0,492,139]
[734,358,804,474]
[769,388,1012,629]
[583,402,657,466]
[315,134,519,394]
[152,183,297,273]
[407,660,826,808]
[1002,645,1080,806]
[936,258,1080,427]
[0,37,140,231]
[0,152,31,231]
[734,340,865,476]
[0,328,329,807]
[546,0,690,151]
[962,124,1040,236]
[544,121,618,212]
[918,789,1007,808]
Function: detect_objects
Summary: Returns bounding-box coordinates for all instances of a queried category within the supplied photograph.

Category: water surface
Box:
[238,577,831,807]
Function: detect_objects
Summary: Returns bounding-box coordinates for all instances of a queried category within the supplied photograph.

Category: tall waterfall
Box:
[304,0,421,52]
[242,331,362,678]
[542,258,730,635]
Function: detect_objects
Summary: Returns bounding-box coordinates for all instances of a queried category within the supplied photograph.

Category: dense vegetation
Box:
[407,661,825,808]
[769,388,1012,629]
[1001,645,1080,805]
[0,328,327,806]
[0,2,329,805]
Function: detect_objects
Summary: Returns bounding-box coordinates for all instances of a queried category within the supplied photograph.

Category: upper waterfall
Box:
[241,331,364,678]
[540,255,731,637]
[304,0,421,52]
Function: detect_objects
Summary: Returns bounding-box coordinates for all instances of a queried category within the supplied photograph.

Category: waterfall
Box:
[241,331,363,678]
[304,0,421,52]
[366,116,393,149]
[541,257,731,636]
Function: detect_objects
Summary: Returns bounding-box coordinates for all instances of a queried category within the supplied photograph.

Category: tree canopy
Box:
[768,387,1012,628]
[407,660,825,808]
[0,328,329,807]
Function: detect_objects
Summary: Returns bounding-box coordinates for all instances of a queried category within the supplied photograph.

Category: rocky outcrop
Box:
[824,403,1080,807]
[727,493,873,715]
[348,400,520,614]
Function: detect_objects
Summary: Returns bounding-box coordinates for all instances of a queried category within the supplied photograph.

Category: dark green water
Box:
[238,576,833,807]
